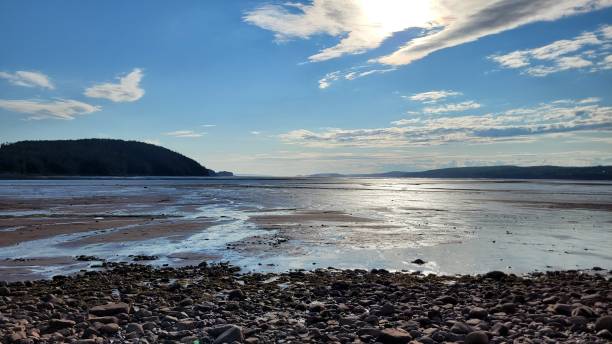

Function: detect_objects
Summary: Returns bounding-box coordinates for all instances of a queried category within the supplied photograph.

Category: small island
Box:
[0,139,232,177]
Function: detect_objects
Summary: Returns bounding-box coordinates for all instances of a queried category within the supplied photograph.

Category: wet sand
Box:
[0,178,610,282]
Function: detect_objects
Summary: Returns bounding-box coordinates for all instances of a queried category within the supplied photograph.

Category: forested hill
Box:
[357,165,612,180]
[0,139,229,177]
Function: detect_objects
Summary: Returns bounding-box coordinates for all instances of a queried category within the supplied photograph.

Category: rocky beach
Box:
[1,262,611,343]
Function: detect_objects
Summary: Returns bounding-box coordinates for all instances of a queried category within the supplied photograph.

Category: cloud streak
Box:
[280,98,612,147]
[0,70,54,89]
[164,130,204,138]
[406,90,462,103]
[85,68,145,102]
[0,99,100,120]
[489,25,612,76]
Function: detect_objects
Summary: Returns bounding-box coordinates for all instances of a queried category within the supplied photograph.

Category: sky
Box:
[0,0,611,176]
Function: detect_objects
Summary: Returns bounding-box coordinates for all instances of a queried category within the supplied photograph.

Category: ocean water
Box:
[0,177,611,278]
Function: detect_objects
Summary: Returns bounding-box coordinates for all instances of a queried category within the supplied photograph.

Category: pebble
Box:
[0,262,608,343]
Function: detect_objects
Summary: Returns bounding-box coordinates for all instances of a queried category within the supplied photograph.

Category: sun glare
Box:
[360,0,435,32]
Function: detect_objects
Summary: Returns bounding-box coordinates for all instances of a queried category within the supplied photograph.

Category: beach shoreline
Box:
[0,262,611,343]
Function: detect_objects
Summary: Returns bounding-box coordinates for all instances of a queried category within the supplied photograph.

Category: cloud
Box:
[84,68,145,102]
[489,25,612,76]
[0,70,54,89]
[319,67,396,89]
[163,130,204,138]
[423,101,482,114]
[244,0,434,62]
[318,70,341,89]
[377,1,612,66]
[279,98,612,147]
[245,0,611,67]
[250,131,261,135]
[406,90,462,103]
[201,124,217,127]
[0,99,100,120]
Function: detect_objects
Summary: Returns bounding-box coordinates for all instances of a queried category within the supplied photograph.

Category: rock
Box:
[597,329,612,340]
[378,328,412,344]
[567,316,587,331]
[380,302,395,316]
[88,316,119,324]
[436,295,457,305]
[468,307,488,319]
[484,271,506,280]
[228,289,244,301]
[549,303,572,316]
[213,325,243,344]
[491,322,509,336]
[571,305,595,318]
[464,331,489,344]
[89,302,130,316]
[127,322,144,335]
[308,301,325,312]
[595,315,612,332]
[450,322,473,334]
[48,319,76,330]
[0,286,10,296]
[500,302,516,314]
[99,323,120,334]
[411,259,426,265]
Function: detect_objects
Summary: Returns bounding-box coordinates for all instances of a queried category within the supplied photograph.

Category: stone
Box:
[127,323,144,335]
[228,289,244,301]
[411,259,426,265]
[436,295,457,305]
[99,323,120,334]
[597,329,612,340]
[464,331,489,344]
[213,325,243,344]
[595,316,612,332]
[550,303,572,316]
[468,307,488,319]
[380,302,395,316]
[48,319,76,330]
[491,322,509,336]
[378,328,412,344]
[450,322,473,334]
[89,302,130,316]
[500,303,516,314]
[484,271,506,280]
[0,286,10,296]
[571,305,595,318]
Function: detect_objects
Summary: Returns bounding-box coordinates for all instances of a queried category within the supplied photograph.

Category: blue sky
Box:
[0,0,611,175]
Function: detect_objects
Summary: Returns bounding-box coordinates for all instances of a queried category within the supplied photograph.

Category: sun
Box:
[359,0,436,32]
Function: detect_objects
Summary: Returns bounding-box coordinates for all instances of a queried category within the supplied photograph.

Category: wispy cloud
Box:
[423,101,482,114]
[280,98,612,147]
[406,90,462,103]
[84,68,145,102]
[201,124,216,127]
[163,130,204,138]
[319,67,396,89]
[250,131,261,135]
[245,0,611,67]
[489,25,611,76]
[0,70,54,89]
[0,99,100,120]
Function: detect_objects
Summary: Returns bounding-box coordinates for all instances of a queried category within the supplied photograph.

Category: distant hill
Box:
[313,165,612,180]
[0,139,232,177]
